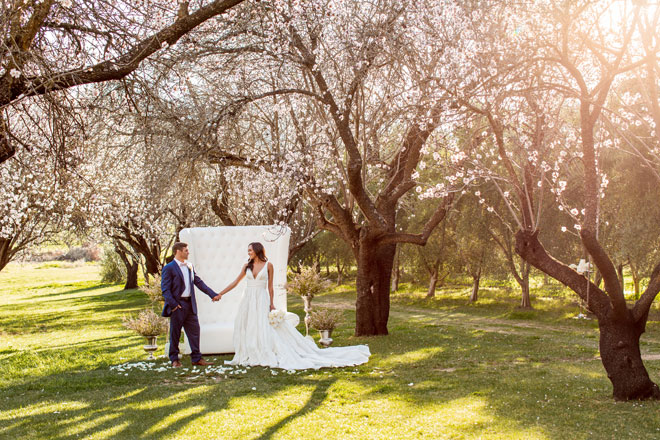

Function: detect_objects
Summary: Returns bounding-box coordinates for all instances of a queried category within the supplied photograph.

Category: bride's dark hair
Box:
[246,242,268,273]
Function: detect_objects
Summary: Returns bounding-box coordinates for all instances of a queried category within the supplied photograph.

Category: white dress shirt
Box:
[175,258,192,297]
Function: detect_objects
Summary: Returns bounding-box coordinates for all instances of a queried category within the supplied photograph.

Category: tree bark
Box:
[114,241,139,290]
[0,115,14,164]
[470,270,481,303]
[426,269,438,298]
[599,317,660,400]
[355,239,396,336]
[629,258,641,300]
[391,245,400,292]
[595,270,603,288]
[124,263,139,290]
[336,259,344,285]
[519,261,532,309]
[0,238,12,272]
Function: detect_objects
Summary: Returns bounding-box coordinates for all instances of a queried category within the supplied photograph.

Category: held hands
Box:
[212,294,223,302]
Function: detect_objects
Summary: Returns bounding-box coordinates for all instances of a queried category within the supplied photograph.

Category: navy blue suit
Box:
[161,260,218,362]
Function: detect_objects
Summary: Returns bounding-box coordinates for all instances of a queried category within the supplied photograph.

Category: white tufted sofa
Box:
[165,225,300,355]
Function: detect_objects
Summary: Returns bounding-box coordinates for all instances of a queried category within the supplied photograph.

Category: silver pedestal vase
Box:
[318,329,333,347]
[302,295,313,337]
[143,335,159,360]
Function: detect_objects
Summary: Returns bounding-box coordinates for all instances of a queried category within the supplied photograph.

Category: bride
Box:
[215,242,370,370]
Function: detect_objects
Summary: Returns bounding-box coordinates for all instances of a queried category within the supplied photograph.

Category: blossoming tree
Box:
[0,0,246,164]
[443,0,660,400]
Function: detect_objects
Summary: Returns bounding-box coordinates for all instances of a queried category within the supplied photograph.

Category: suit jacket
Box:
[161,260,218,317]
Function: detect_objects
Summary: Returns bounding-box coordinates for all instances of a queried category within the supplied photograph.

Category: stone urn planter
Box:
[143,335,160,360]
[308,308,342,348]
[122,309,168,360]
[318,329,334,347]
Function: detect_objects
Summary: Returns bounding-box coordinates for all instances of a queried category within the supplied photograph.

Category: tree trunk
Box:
[124,262,139,290]
[632,274,641,300]
[336,259,344,285]
[617,263,625,293]
[0,118,15,164]
[629,258,641,300]
[391,245,400,292]
[391,265,400,292]
[426,270,438,298]
[599,317,660,400]
[519,261,532,308]
[595,270,603,288]
[355,239,396,336]
[0,238,12,272]
[469,272,481,303]
[115,241,139,290]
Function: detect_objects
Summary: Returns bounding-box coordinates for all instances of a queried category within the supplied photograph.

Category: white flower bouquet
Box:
[268,309,286,328]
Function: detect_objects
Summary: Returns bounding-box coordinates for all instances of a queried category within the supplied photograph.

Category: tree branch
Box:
[632,260,660,323]
[379,193,454,245]
[515,228,611,318]
[2,0,245,105]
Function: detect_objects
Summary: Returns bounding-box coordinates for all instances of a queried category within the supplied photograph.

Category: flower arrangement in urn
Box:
[307,308,342,347]
[285,264,332,337]
[122,308,169,359]
[139,274,163,304]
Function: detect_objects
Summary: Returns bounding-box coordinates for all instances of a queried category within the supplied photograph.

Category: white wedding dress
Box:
[227,265,371,370]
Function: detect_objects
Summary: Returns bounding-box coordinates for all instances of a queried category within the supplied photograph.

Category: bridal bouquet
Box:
[268,309,286,328]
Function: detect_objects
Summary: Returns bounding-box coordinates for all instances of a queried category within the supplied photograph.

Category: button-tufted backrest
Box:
[180,225,291,326]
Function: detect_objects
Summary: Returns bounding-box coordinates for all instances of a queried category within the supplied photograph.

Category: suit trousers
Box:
[168,298,202,362]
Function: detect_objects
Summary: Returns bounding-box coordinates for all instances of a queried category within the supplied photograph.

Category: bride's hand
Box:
[269,304,275,311]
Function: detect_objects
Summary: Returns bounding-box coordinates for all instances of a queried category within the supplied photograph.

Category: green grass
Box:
[1,263,659,439]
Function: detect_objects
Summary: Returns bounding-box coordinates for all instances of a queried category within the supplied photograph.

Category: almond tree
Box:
[0,0,245,164]
[0,101,86,270]
[227,0,485,335]
[444,0,660,400]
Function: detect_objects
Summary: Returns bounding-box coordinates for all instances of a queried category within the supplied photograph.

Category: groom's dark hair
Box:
[172,242,188,254]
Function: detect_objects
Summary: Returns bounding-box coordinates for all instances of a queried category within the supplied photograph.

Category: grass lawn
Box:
[1,262,659,439]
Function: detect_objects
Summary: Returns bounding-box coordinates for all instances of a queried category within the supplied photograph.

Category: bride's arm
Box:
[267,262,275,311]
[217,265,247,297]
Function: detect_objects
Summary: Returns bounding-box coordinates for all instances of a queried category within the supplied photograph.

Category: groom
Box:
[161,242,220,367]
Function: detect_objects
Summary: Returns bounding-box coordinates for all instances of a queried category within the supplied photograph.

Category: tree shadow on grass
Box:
[3,276,659,439]
[0,365,340,439]
[255,377,336,440]
[0,375,226,439]
[0,287,147,335]
[343,314,660,439]
[22,284,112,300]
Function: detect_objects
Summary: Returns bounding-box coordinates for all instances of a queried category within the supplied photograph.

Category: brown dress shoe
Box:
[192,359,214,366]
[172,360,183,368]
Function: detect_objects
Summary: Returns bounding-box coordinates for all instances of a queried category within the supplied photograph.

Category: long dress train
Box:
[227,266,370,370]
